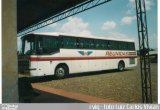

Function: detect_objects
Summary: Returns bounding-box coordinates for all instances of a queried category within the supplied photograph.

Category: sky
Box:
[18,0,157,50]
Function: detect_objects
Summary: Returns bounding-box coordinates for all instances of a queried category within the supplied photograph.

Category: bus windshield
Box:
[21,36,37,55]
[20,35,60,55]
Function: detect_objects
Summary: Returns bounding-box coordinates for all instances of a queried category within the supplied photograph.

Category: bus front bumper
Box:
[18,68,37,77]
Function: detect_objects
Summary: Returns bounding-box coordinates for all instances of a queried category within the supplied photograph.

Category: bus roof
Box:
[28,32,135,42]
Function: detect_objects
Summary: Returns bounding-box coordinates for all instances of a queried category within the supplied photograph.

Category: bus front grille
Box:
[18,60,30,72]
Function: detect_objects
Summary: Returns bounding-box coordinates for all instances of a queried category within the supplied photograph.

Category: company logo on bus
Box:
[106,51,136,56]
[78,51,93,56]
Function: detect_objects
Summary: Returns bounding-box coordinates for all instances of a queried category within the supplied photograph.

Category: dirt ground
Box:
[34,62,157,103]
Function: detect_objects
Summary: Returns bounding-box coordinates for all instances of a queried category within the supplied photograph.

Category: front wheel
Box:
[55,66,67,79]
[118,61,125,72]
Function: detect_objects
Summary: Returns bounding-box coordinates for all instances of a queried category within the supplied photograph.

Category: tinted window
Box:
[37,36,59,54]
[63,37,77,48]
[128,42,135,50]
[79,38,88,49]
[59,36,135,51]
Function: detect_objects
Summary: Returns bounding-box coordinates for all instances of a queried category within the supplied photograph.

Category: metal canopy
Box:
[17,0,111,36]
[17,0,87,32]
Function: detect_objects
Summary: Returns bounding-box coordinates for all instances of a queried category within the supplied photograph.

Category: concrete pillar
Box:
[2,0,19,102]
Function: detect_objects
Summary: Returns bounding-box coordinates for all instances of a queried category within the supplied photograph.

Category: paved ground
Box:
[31,89,84,103]
[28,62,157,103]
[32,84,116,103]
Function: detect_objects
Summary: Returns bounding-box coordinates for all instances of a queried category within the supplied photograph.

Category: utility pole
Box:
[135,0,152,103]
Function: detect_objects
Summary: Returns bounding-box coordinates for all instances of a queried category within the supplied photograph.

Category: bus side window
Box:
[37,37,43,54]
[104,41,108,50]
[125,42,128,50]
[131,43,135,50]
[90,39,94,49]
[41,37,59,54]
[101,40,106,50]
[95,40,100,49]
[119,41,126,50]
[79,38,84,49]
[63,36,77,48]
[107,41,111,50]
[69,37,76,48]
[85,38,94,49]
[113,41,118,50]
[110,41,115,50]
[127,42,130,50]
[83,38,88,48]
[99,40,103,49]
[126,42,131,50]
[80,38,89,49]
[76,38,79,48]
[63,37,67,48]
[58,37,62,48]
[115,41,119,50]
[111,41,115,50]
[117,41,121,50]
[98,40,104,50]
[128,42,135,50]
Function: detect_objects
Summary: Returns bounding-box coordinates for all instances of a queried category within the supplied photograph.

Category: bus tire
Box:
[55,65,67,79]
[118,61,125,72]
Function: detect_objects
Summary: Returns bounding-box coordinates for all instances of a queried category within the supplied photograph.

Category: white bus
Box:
[18,32,137,78]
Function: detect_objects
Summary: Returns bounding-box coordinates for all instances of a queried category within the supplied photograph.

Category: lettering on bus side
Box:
[106,51,130,56]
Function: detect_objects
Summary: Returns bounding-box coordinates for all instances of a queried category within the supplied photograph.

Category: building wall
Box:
[2,0,19,102]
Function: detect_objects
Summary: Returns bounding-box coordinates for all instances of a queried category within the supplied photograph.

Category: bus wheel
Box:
[55,66,67,79]
[118,61,125,72]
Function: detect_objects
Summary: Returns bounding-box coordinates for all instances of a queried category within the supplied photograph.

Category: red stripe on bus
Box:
[129,52,136,54]
[30,56,137,61]
[128,52,136,54]
[129,54,137,55]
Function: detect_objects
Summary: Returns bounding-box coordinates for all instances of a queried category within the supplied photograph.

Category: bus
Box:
[18,32,137,78]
